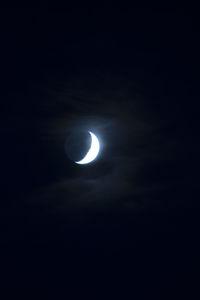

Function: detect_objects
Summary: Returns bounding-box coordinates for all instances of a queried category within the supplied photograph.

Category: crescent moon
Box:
[75,131,100,165]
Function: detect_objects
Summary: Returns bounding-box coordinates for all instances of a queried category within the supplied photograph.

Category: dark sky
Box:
[1,7,200,299]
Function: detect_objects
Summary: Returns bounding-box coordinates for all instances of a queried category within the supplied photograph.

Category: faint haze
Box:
[27,70,189,222]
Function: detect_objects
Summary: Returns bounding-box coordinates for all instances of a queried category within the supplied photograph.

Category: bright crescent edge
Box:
[75,131,100,164]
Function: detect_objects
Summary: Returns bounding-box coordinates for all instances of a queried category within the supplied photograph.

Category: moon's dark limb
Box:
[65,130,91,162]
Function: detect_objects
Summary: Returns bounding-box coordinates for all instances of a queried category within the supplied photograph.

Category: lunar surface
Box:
[75,131,100,165]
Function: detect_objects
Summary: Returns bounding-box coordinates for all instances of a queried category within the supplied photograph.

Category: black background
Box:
[1,7,200,299]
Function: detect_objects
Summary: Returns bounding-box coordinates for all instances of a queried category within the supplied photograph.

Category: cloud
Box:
[27,70,184,221]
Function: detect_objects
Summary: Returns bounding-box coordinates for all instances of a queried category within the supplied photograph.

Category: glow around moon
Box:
[75,131,100,165]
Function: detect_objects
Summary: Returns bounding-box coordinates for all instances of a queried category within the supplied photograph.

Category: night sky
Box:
[1,8,200,299]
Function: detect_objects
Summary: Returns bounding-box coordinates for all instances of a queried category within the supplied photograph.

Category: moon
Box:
[75,131,100,165]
